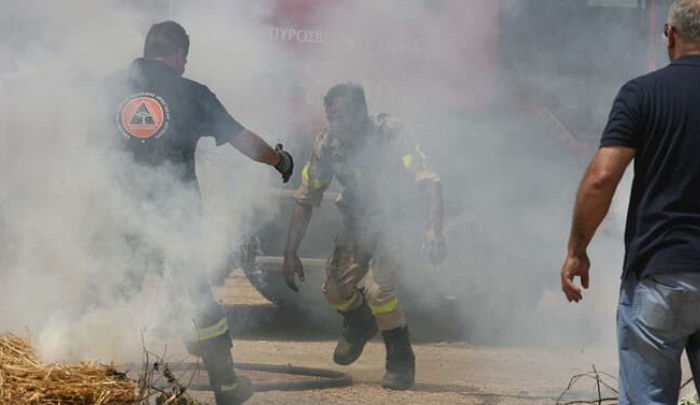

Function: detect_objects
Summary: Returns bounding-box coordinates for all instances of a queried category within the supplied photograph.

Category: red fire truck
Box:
[231,0,673,342]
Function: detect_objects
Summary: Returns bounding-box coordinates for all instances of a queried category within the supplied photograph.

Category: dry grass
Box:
[0,333,140,405]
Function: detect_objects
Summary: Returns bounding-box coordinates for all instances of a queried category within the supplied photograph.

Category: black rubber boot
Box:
[333,298,378,365]
[381,326,415,390]
[213,375,253,405]
[200,334,254,405]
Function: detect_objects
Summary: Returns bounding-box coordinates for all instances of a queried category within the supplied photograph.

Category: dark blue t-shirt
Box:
[601,55,700,278]
[105,58,244,185]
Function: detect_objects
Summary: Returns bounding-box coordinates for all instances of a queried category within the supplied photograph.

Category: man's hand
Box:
[282,251,305,292]
[423,229,446,266]
[560,146,633,304]
[274,144,294,183]
[560,253,590,303]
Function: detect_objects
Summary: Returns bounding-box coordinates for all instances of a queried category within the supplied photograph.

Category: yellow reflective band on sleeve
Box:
[402,145,427,171]
[331,289,361,312]
[302,162,331,190]
[220,382,239,392]
[193,317,229,342]
[370,297,399,315]
[401,153,416,170]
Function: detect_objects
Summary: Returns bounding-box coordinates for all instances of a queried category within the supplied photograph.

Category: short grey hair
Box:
[670,0,700,43]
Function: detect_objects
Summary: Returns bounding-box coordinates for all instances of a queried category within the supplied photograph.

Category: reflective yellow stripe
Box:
[221,382,238,392]
[402,145,427,170]
[401,153,416,170]
[331,290,361,312]
[193,317,229,342]
[370,297,399,315]
[302,162,331,190]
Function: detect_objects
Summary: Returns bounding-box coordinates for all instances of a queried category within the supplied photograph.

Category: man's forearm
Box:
[568,171,618,255]
[566,146,635,256]
[229,129,280,165]
[285,202,313,254]
[421,180,443,234]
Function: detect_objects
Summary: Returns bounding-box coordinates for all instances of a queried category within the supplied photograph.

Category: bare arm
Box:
[568,146,635,254]
[419,180,446,266]
[285,202,314,255]
[421,180,443,235]
[229,129,280,166]
[282,202,314,292]
[561,146,635,302]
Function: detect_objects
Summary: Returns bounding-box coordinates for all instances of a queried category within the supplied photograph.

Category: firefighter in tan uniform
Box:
[283,83,445,390]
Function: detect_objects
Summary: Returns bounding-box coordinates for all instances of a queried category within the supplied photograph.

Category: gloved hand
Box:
[422,229,446,266]
[274,143,294,183]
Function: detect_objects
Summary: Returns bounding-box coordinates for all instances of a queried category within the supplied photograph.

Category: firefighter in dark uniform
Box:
[104,21,293,405]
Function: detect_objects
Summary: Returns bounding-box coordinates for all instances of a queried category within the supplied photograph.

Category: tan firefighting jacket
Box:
[295,113,440,223]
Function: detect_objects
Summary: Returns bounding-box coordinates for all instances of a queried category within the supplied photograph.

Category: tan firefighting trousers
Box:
[322,215,407,331]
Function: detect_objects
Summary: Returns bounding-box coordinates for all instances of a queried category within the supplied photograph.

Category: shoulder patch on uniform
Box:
[116,92,170,141]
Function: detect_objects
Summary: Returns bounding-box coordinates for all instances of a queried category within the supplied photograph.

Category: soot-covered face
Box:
[325,95,367,140]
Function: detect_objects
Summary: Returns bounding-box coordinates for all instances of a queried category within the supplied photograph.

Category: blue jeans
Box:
[618,272,700,404]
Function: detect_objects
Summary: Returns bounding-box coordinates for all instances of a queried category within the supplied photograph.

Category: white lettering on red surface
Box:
[269,26,422,55]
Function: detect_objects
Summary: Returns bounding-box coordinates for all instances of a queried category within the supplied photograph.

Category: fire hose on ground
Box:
[126,361,353,392]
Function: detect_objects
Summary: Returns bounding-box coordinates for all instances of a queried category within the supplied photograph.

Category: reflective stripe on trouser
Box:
[330,288,363,312]
[220,382,239,392]
[187,316,229,344]
[322,219,407,331]
[105,198,239,398]
[157,225,239,397]
[199,331,238,396]
[365,247,405,331]
[617,272,700,405]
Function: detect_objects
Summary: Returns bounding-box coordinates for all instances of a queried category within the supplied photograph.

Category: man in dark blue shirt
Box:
[105,21,292,405]
[560,1,700,403]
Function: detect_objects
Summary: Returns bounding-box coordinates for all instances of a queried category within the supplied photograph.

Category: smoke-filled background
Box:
[0,0,670,364]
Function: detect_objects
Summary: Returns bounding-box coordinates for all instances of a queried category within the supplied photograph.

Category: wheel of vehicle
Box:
[241,250,327,309]
[239,190,340,309]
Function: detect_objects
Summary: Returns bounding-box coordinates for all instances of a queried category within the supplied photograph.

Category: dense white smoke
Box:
[274,0,647,346]
[0,0,287,362]
[0,0,660,366]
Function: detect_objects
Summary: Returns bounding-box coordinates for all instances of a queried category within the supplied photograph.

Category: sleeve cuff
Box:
[599,138,637,149]
[214,126,244,146]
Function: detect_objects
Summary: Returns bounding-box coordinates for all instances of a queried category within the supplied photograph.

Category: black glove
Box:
[274,143,294,183]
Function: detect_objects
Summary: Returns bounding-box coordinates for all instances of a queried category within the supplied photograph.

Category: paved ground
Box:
[142,270,697,405]
[178,271,628,404]
[178,336,640,405]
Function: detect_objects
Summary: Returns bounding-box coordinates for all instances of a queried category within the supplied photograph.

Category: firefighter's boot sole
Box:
[333,321,378,365]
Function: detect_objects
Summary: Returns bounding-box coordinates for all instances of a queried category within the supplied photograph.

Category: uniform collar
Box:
[131,57,178,75]
[671,54,700,66]
[328,116,374,143]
